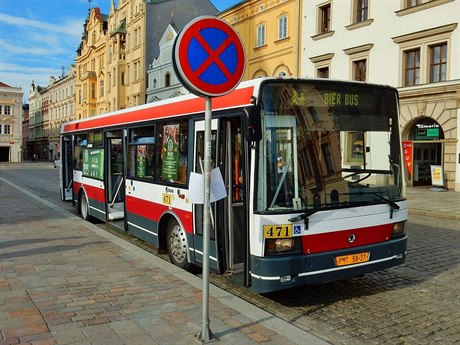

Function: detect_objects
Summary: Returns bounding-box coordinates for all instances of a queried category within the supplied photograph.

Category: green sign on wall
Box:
[82,149,104,179]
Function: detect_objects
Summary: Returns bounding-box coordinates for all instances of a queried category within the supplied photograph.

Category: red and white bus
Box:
[59,77,407,293]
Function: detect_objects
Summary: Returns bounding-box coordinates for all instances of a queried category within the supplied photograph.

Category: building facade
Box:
[301,0,459,191]
[146,23,188,102]
[219,0,301,79]
[47,65,77,160]
[22,104,30,160]
[145,0,218,101]
[0,82,23,162]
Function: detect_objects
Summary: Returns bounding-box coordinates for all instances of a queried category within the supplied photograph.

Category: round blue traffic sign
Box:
[173,16,245,97]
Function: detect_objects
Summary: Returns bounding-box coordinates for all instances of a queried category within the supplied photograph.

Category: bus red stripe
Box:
[302,224,394,254]
[83,184,105,203]
[126,195,193,233]
[63,87,254,133]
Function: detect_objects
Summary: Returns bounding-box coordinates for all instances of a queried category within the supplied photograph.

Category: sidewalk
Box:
[406,186,460,221]
[0,178,330,345]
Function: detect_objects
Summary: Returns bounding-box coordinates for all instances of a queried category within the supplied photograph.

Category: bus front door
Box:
[59,135,73,201]
[105,131,125,221]
[193,118,247,275]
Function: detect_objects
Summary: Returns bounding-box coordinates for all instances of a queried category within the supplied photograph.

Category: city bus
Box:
[58,77,407,293]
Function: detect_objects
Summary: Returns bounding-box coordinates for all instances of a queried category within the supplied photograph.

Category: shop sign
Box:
[415,123,440,140]
[402,141,413,178]
[430,165,444,187]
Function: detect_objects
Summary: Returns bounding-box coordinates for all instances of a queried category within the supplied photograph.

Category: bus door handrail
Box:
[110,174,123,208]
[65,179,73,192]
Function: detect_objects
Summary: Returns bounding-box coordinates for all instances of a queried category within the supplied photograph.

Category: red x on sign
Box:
[173,16,245,97]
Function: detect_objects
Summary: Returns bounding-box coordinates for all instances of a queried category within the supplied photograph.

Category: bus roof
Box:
[61,77,397,134]
[61,78,264,134]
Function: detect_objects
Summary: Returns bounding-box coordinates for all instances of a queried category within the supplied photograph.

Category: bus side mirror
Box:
[244,107,262,142]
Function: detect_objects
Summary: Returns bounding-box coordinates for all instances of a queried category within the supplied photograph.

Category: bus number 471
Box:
[263,224,292,239]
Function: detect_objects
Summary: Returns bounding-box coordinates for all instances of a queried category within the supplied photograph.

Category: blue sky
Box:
[0,0,240,102]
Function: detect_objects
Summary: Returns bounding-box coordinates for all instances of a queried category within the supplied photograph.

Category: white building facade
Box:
[301,0,459,191]
[146,23,188,102]
[0,82,23,162]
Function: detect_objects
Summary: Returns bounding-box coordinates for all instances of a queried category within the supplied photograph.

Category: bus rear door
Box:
[105,130,125,221]
[193,118,247,275]
[59,135,73,201]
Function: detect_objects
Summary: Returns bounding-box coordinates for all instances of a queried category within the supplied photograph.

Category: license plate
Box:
[263,224,292,238]
[335,252,370,267]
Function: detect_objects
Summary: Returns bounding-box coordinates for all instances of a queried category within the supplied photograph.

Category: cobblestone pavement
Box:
[217,214,460,345]
[1,163,459,344]
[0,177,329,345]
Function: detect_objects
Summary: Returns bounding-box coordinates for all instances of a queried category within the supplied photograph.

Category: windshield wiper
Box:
[343,191,400,218]
[288,202,367,229]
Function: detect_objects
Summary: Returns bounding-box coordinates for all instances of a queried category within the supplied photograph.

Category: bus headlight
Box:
[265,238,301,256]
[392,221,406,238]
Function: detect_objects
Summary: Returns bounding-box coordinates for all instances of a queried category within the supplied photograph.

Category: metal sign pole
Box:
[197,96,215,343]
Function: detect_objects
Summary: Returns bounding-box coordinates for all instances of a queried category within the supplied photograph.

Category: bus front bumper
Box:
[250,236,407,294]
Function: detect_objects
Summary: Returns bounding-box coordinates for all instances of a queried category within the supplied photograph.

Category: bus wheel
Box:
[167,218,191,270]
[80,193,91,221]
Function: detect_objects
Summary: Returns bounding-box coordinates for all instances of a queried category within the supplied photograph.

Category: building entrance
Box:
[406,117,444,187]
[413,142,442,186]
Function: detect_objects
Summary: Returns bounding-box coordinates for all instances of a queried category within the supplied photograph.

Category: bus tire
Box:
[80,192,91,221]
[166,218,191,270]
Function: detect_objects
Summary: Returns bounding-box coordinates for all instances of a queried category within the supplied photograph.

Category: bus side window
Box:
[156,122,188,184]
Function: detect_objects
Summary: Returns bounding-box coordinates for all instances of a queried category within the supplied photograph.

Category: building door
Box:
[413,142,442,186]
[0,147,9,161]
[408,118,444,186]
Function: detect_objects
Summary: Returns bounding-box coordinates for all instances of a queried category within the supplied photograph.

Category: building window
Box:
[353,59,367,81]
[91,83,96,98]
[406,0,421,7]
[134,62,140,81]
[429,42,447,83]
[165,72,171,87]
[319,3,331,33]
[100,80,104,96]
[317,66,329,78]
[355,0,368,23]
[256,23,266,47]
[278,15,288,40]
[4,105,11,115]
[404,49,420,86]
[4,125,11,134]
[321,143,335,174]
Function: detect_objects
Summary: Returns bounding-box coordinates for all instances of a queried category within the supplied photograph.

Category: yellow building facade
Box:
[75,0,147,119]
[219,0,301,80]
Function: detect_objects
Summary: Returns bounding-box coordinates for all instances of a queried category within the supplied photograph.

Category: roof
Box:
[0,82,12,88]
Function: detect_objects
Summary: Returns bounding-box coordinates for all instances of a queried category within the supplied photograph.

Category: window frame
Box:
[355,0,368,23]
[256,23,266,48]
[429,42,447,83]
[403,48,421,86]
[277,14,288,40]
[319,3,331,34]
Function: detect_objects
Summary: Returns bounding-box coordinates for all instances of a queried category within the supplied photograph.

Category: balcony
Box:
[80,71,97,81]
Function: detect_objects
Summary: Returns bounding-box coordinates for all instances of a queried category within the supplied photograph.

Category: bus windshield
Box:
[256,80,403,213]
